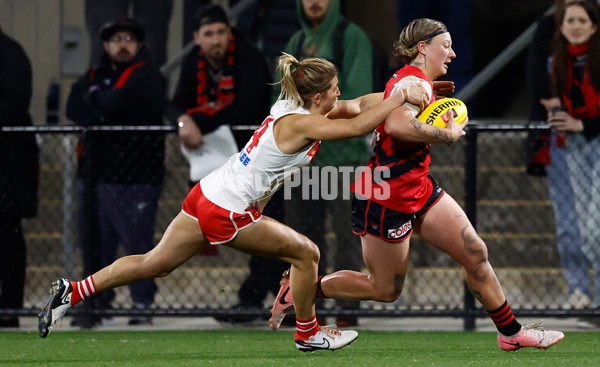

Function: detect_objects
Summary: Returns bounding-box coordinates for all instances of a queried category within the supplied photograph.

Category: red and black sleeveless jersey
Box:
[351,65,436,213]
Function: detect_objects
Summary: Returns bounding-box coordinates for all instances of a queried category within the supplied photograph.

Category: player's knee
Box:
[372,288,402,303]
[461,227,489,264]
[372,281,404,303]
[462,239,491,280]
[153,267,173,278]
[466,239,489,264]
[143,266,170,279]
[140,256,175,278]
[372,273,406,302]
[300,237,320,265]
[289,234,320,265]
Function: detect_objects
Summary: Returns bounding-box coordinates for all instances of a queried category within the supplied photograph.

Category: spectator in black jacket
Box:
[85,0,173,67]
[169,4,272,155]
[0,26,39,328]
[66,17,166,326]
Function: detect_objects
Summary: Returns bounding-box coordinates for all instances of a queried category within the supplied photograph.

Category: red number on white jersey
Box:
[246,117,273,154]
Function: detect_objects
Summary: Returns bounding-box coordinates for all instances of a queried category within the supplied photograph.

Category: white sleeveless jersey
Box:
[200,100,320,213]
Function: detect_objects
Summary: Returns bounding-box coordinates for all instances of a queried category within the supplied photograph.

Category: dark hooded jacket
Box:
[66,46,166,185]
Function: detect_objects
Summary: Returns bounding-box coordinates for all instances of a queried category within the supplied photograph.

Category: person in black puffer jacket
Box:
[66,17,166,326]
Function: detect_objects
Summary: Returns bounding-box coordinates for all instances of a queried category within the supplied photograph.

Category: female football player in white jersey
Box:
[38,53,428,352]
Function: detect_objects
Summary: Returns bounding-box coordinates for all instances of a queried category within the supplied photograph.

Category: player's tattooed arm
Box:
[408,117,456,144]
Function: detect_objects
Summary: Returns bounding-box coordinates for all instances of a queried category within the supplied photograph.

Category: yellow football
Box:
[416,98,468,128]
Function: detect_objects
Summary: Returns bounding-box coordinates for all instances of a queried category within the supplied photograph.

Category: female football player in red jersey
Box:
[272,18,565,352]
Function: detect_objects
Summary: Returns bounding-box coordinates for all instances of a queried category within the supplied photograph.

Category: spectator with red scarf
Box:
[169,3,272,183]
[548,0,600,309]
[526,0,596,310]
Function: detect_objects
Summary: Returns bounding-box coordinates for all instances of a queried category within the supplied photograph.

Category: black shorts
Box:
[351,175,444,242]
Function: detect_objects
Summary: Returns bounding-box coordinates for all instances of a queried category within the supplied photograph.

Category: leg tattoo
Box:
[460,224,490,282]
[472,290,483,301]
[470,262,489,283]
[465,281,483,301]
[461,224,484,257]
[394,274,405,294]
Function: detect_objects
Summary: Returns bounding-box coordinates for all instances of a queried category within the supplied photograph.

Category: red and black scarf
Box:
[186,34,236,117]
[562,43,600,119]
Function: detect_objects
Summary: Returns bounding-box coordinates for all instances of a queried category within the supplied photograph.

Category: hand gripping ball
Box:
[416,98,468,128]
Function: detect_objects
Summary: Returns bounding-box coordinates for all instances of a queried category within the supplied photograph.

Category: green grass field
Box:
[1,329,598,367]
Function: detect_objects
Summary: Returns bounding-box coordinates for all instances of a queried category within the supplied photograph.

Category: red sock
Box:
[294,315,320,340]
[69,276,97,306]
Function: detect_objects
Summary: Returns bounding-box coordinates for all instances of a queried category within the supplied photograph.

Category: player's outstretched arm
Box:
[299,86,427,141]
[328,84,427,120]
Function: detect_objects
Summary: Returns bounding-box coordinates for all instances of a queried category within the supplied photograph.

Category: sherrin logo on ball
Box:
[416,98,468,128]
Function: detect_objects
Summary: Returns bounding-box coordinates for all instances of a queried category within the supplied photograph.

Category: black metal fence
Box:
[1,123,598,329]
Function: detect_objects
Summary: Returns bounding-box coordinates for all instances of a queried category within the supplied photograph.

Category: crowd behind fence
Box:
[1,123,598,330]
